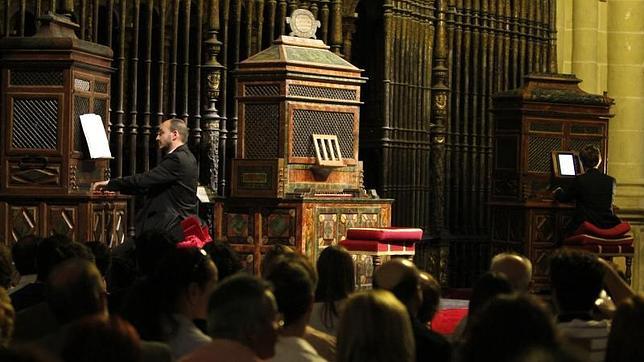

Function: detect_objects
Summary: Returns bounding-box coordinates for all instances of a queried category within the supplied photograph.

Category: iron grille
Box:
[527,136,561,173]
[292,109,355,159]
[10,70,64,86]
[288,85,358,101]
[11,98,58,149]
[95,81,108,94]
[94,99,108,124]
[244,103,280,159]
[245,84,280,97]
[74,96,90,151]
[569,138,602,154]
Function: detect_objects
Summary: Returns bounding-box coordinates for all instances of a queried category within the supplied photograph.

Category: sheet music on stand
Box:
[80,113,113,159]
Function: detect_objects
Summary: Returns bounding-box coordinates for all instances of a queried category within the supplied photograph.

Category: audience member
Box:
[12,240,95,342]
[0,287,15,348]
[310,246,354,336]
[452,271,513,342]
[417,271,441,326]
[260,244,295,276]
[33,258,172,362]
[203,241,244,281]
[337,289,414,362]
[85,241,112,278]
[265,254,326,361]
[11,235,93,312]
[61,315,141,362]
[10,236,41,296]
[605,293,644,362]
[489,252,532,293]
[461,294,570,362]
[549,249,610,362]
[0,244,16,289]
[122,247,218,358]
[181,274,281,362]
[134,230,176,277]
[373,258,451,362]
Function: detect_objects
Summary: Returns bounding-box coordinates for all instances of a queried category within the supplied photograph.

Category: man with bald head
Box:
[490,252,532,293]
[373,258,451,362]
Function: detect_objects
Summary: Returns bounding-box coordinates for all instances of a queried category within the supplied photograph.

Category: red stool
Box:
[340,227,423,270]
[563,222,634,283]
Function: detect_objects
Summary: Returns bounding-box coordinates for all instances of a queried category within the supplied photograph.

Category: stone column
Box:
[606,0,644,292]
[572,0,605,93]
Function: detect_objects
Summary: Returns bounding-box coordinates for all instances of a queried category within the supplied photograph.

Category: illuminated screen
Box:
[558,154,577,176]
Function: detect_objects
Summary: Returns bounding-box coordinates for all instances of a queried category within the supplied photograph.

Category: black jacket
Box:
[554,168,621,230]
[107,144,198,240]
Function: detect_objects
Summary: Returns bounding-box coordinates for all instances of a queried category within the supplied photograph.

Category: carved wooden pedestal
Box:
[0,194,129,246]
[213,197,392,276]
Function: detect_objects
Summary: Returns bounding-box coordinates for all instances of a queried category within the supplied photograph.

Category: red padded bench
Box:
[340,227,423,270]
[563,222,634,283]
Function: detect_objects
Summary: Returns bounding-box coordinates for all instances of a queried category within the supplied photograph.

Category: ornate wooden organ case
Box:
[0,14,128,245]
[216,35,392,274]
[490,74,613,292]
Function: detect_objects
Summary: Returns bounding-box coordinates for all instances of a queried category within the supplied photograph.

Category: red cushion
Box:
[340,239,415,253]
[574,221,630,238]
[346,227,423,241]
[564,233,633,246]
[431,308,468,335]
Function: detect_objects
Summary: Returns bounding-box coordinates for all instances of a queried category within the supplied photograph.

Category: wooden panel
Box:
[46,205,78,240]
[9,204,39,243]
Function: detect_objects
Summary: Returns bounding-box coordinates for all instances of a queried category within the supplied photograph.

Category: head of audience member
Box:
[134,230,176,277]
[46,258,107,325]
[203,241,243,281]
[12,235,41,277]
[314,245,355,330]
[36,235,94,282]
[417,271,441,325]
[0,244,15,289]
[373,258,422,317]
[579,144,601,170]
[62,315,141,362]
[549,249,604,316]
[462,271,513,338]
[264,254,317,336]
[260,244,295,276]
[207,274,280,359]
[337,290,415,362]
[0,347,60,362]
[462,294,560,362]
[157,118,188,151]
[0,287,15,347]
[490,252,532,293]
[85,241,112,278]
[155,247,218,321]
[605,293,644,362]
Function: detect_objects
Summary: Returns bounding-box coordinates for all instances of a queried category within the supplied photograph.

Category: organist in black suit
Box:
[92,118,198,241]
[554,144,621,233]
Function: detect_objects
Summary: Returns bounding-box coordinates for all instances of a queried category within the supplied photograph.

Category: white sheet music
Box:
[80,113,112,159]
[558,154,576,176]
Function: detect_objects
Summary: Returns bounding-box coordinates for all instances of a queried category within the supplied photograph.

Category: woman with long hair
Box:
[310,246,355,335]
[337,290,415,362]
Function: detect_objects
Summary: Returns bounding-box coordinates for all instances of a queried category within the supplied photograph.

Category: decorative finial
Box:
[286,9,321,39]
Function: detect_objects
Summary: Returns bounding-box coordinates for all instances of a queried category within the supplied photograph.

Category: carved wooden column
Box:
[203,0,225,193]
[430,0,449,236]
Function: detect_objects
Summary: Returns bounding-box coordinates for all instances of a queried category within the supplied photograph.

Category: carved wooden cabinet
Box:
[0,14,128,245]
[491,74,613,292]
[213,198,392,275]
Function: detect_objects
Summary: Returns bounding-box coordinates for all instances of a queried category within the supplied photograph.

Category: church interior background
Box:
[0,0,642,291]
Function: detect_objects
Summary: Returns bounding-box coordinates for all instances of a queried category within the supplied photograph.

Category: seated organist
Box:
[553,144,621,234]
